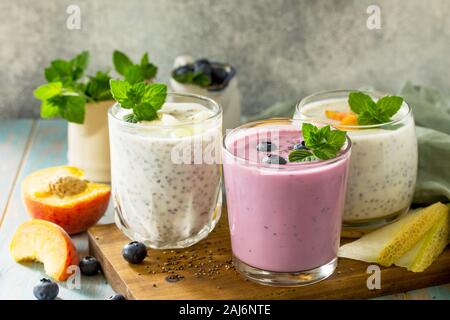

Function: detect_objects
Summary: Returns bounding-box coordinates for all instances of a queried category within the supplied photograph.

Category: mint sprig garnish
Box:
[113,50,157,85]
[110,80,167,123]
[288,123,346,162]
[34,51,114,124]
[348,92,403,125]
[85,71,113,101]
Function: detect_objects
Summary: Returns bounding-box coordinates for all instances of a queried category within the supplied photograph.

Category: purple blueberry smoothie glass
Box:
[222,118,352,286]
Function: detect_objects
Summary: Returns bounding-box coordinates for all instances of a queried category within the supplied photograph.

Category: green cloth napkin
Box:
[244,83,450,205]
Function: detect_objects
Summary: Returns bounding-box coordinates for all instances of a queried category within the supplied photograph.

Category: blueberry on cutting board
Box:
[122,241,147,264]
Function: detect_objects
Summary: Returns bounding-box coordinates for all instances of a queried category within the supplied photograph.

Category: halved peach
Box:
[10,219,79,281]
[22,166,110,235]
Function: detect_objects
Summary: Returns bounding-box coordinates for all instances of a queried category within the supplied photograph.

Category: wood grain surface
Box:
[88,208,450,300]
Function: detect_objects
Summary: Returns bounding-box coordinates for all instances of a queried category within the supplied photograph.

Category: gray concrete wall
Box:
[1,0,449,118]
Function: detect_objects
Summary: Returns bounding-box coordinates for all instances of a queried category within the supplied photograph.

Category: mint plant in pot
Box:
[33,50,158,182]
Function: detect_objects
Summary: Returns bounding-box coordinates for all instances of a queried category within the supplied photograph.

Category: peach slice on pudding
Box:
[10,219,79,281]
[22,166,110,235]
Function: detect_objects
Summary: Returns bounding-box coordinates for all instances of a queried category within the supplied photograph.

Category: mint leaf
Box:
[328,129,346,148]
[140,53,158,79]
[289,123,346,162]
[144,83,167,110]
[113,50,133,76]
[71,51,89,81]
[34,82,62,100]
[45,60,73,84]
[348,91,404,126]
[133,102,158,121]
[313,145,339,160]
[288,150,316,162]
[110,79,132,107]
[40,99,60,119]
[44,51,89,85]
[300,123,318,144]
[124,113,139,123]
[110,80,167,123]
[85,71,112,101]
[124,65,144,84]
[59,95,86,124]
[113,50,158,83]
[348,92,375,114]
[377,96,403,118]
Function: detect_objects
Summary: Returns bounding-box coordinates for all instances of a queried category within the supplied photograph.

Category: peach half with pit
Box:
[22,166,110,235]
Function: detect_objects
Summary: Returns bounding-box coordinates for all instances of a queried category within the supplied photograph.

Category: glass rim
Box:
[222,117,352,170]
[108,91,222,129]
[294,89,412,129]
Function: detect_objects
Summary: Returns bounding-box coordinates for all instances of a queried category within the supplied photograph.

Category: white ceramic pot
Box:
[67,100,114,183]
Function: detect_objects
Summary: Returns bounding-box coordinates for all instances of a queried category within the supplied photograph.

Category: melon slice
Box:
[338,202,449,266]
[395,211,448,272]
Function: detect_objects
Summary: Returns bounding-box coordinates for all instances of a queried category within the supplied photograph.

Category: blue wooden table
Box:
[0,119,449,300]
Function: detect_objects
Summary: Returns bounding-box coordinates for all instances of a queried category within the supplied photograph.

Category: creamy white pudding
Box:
[295,91,418,228]
[108,94,222,249]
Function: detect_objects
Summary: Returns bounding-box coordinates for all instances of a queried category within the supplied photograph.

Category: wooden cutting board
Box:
[88,208,450,300]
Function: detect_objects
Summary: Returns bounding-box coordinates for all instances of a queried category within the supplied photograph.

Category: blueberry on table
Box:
[211,67,228,85]
[262,154,287,165]
[122,241,147,264]
[293,142,308,151]
[33,278,59,300]
[256,141,276,152]
[108,293,126,300]
[79,256,100,276]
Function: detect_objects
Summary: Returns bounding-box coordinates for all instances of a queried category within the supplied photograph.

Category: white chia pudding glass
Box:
[294,90,418,231]
[108,93,223,249]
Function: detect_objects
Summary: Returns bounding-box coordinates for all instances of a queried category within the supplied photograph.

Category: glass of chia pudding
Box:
[108,92,223,249]
[294,90,418,232]
[222,118,351,286]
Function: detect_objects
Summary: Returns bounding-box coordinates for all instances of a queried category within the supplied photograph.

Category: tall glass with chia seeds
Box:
[108,93,223,249]
[294,90,418,233]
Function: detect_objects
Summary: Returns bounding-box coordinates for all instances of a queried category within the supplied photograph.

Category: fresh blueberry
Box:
[262,154,287,165]
[194,59,212,77]
[122,241,147,264]
[108,293,126,300]
[33,278,59,300]
[293,141,309,150]
[256,141,276,152]
[79,256,100,276]
[211,67,228,85]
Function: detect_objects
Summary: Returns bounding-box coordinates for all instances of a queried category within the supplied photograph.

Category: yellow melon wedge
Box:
[338,202,449,266]
[395,211,448,272]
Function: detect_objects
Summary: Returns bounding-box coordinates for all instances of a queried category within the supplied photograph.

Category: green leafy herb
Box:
[110,79,167,123]
[288,123,346,162]
[44,51,89,87]
[34,83,86,124]
[35,51,114,124]
[348,92,404,125]
[85,71,113,101]
[113,50,158,84]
